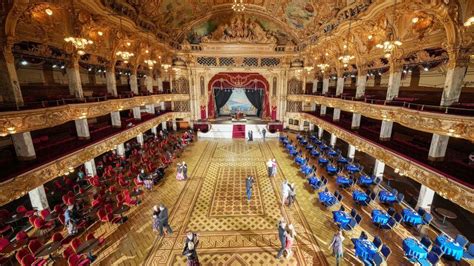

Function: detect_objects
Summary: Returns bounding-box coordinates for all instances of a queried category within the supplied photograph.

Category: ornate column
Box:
[0,37,23,105]
[132,107,141,120]
[333,70,344,121]
[347,144,356,160]
[380,59,402,141]
[172,119,178,131]
[145,70,154,93]
[137,133,144,145]
[106,63,118,97]
[320,76,329,115]
[352,69,367,129]
[416,185,435,211]
[110,111,121,128]
[330,133,337,147]
[428,51,469,161]
[84,159,97,176]
[312,79,318,94]
[309,123,314,131]
[161,121,167,130]
[130,68,139,95]
[29,185,49,211]
[116,143,125,157]
[11,132,36,160]
[318,126,323,139]
[66,54,84,99]
[75,118,90,139]
[151,125,158,135]
[373,159,385,179]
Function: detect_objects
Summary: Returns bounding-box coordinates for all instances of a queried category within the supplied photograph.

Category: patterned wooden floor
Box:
[93,137,463,266]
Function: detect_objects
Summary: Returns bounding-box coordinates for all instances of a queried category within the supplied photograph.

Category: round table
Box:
[435,208,457,224]
[35,241,62,258]
[75,238,100,255]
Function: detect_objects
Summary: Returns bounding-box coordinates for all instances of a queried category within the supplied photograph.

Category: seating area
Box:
[0,129,193,264]
[279,133,472,265]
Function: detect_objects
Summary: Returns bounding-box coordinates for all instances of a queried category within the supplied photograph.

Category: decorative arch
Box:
[207,72,270,119]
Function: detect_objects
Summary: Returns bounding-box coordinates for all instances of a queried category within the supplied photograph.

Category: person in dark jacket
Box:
[276,218,287,259]
[182,232,200,266]
[157,204,173,236]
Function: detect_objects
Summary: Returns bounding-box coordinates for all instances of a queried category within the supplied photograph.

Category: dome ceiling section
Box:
[100,0,354,44]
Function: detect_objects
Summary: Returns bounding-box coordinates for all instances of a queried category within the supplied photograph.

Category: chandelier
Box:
[339,20,354,68]
[376,0,402,58]
[64,37,93,55]
[304,66,314,73]
[232,0,246,12]
[116,51,134,63]
[144,59,157,69]
[317,63,330,73]
[64,1,93,55]
[161,63,171,72]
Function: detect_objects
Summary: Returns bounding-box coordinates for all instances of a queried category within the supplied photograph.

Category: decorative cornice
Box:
[287,95,474,142]
[287,112,474,212]
[0,94,190,136]
[0,112,190,206]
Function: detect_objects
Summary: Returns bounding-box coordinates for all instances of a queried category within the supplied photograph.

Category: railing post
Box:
[445,107,448,114]
[421,105,424,111]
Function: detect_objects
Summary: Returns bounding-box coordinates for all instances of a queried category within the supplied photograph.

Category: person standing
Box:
[182,232,200,266]
[271,159,277,177]
[329,230,345,266]
[266,159,273,177]
[176,163,185,181]
[281,180,290,207]
[285,224,296,259]
[262,128,266,140]
[247,130,252,141]
[152,205,160,233]
[276,219,287,259]
[287,183,296,207]
[245,176,255,202]
[182,161,188,179]
[157,204,173,236]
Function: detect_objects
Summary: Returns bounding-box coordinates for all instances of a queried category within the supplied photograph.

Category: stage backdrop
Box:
[208,72,270,119]
[219,89,258,116]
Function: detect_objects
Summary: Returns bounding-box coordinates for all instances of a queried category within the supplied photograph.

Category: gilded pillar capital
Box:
[446,47,470,69]
[388,57,404,73]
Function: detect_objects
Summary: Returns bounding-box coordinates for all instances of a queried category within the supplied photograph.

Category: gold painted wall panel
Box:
[0,94,190,135]
[286,112,474,213]
[0,112,190,207]
[287,95,474,142]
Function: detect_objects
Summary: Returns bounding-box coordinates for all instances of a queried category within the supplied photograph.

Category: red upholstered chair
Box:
[33,217,54,234]
[85,232,105,246]
[16,231,29,241]
[39,209,50,220]
[0,238,10,253]
[70,238,81,252]
[122,190,138,207]
[97,208,121,225]
[68,254,91,266]
[63,246,75,259]
[51,232,68,245]
[53,204,63,214]
[27,239,42,255]
[66,191,75,198]
[116,194,125,206]
[16,248,30,264]
[21,254,48,266]
[28,216,37,227]
[0,224,12,237]
[0,209,10,222]
[58,214,66,226]
[17,205,36,217]
[118,178,129,188]
[62,195,70,205]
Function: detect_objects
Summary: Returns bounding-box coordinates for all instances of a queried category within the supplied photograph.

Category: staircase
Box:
[232,124,246,139]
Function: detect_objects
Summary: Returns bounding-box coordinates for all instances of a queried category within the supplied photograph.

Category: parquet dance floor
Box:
[94,138,450,265]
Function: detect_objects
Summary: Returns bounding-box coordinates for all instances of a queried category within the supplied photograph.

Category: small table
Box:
[113,205,131,217]
[35,241,62,258]
[435,208,457,224]
[75,238,100,255]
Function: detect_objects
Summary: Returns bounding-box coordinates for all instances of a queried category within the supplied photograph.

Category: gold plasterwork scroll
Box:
[0,94,190,135]
[0,112,191,207]
[287,95,474,142]
[286,112,474,212]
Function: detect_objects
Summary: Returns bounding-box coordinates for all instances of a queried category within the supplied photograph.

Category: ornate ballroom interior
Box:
[0,0,473,265]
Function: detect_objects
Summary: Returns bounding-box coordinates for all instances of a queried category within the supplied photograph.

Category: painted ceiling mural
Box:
[102,0,350,44]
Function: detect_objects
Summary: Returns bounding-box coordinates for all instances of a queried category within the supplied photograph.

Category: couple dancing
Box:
[266,159,277,177]
[281,180,296,207]
[277,218,297,259]
[176,161,188,180]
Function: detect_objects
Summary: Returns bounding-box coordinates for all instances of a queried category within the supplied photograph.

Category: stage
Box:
[197,116,281,139]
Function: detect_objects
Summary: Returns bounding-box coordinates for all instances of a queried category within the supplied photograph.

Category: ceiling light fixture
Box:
[232,0,246,12]
[64,1,93,55]
[116,19,134,64]
[376,0,402,58]
[464,16,474,27]
[20,60,28,66]
[45,8,53,16]
[97,31,104,36]
[411,17,419,24]
[339,20,354,68]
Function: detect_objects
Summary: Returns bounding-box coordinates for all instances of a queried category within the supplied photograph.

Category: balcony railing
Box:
[287,94,474,142]
[0,93,190,136]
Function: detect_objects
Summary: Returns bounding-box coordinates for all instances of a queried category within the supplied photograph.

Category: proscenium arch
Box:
[207,72,271,119]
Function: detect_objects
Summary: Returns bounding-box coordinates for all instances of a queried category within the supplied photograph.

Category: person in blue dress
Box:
[245,176,255,202]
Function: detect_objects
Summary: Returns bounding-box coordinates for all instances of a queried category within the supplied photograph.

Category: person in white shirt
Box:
[271,159,277,177]
[281,180,290,206]
[266,159,273,177]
